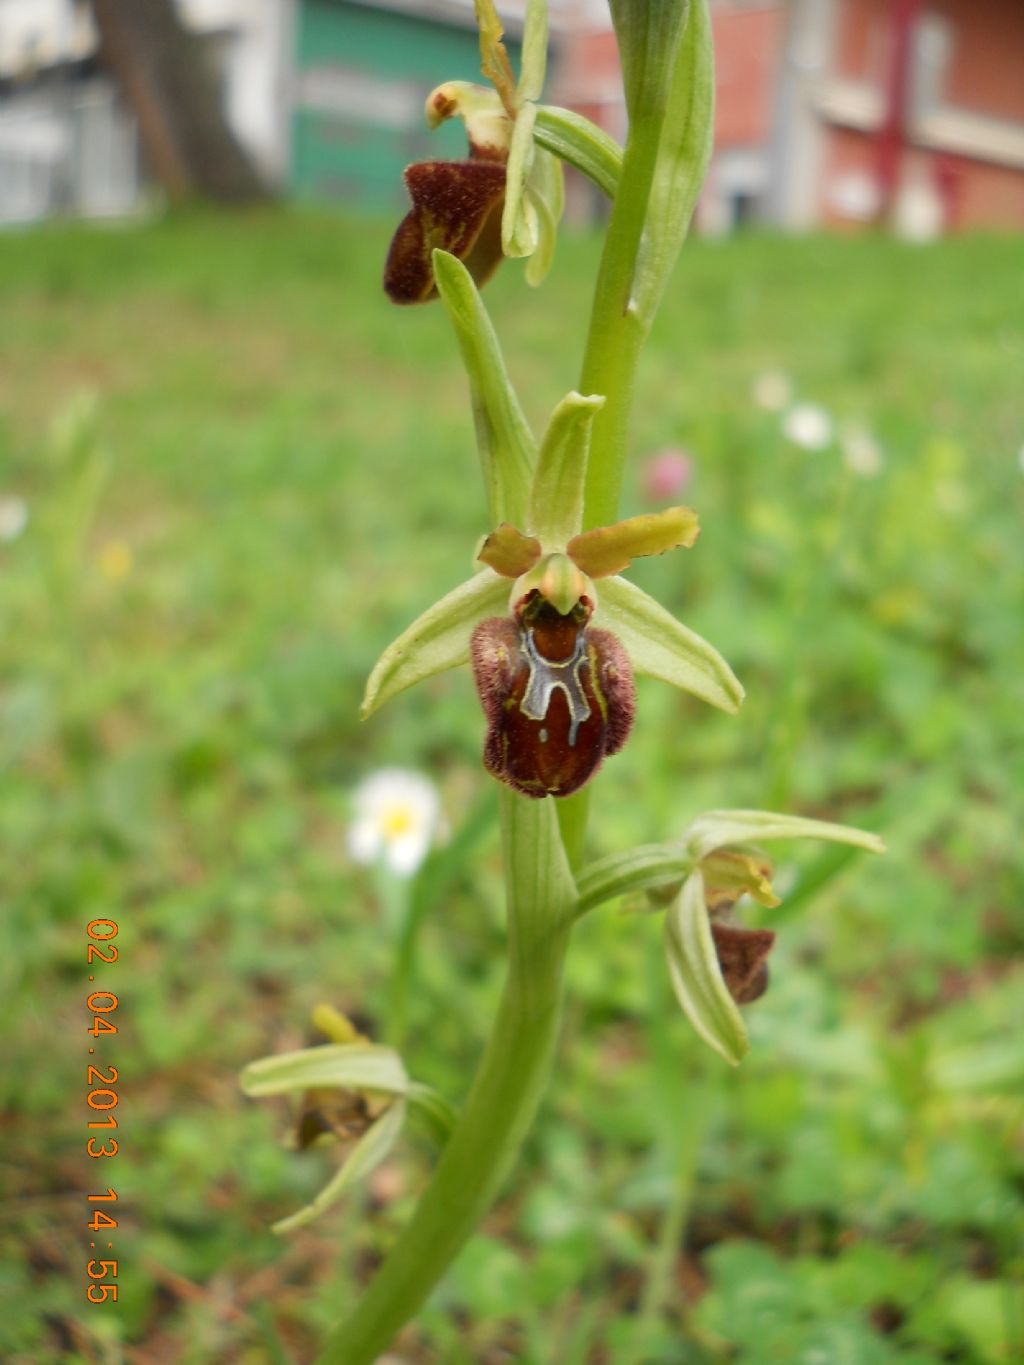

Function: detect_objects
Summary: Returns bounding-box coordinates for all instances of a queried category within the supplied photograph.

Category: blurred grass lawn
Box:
[0,210,1022,1363]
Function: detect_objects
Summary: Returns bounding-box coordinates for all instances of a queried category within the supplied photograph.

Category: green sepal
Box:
[362,570,509,719]
[271,1100,407,1235]
[524,146,564,287]
[516,0,548,104]
[664,870,749,1067]
[502,101,540,259]
[576,843,692,917]
[568,505,700,578]
[630,0,715,327]
[528,391,605,545]
[684,810,886,862]
[533,105,622,199]
[595,575,744,714]
[432,250,536,526]
[240,1043,408,1098]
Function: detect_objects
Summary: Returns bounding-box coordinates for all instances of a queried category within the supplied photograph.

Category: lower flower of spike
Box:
[471,588,635,798]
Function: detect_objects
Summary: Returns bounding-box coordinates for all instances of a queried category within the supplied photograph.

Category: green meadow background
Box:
[1,212,1022,1362]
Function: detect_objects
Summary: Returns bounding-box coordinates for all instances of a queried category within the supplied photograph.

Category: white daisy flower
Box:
[0,496,28,543]
[782,403,834,452]
[841,424,884,477]
[347,768,442,878]
[752,370,793,413]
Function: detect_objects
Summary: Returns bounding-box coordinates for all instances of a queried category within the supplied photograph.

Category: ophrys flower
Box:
[362,383,743,798]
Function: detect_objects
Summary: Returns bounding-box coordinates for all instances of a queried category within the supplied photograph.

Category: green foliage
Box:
[0,212,1021,1360]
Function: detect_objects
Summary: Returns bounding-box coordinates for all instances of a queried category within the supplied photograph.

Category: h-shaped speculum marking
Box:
[519,628,592,747]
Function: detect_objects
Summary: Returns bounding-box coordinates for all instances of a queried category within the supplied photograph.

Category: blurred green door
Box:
[291,0,520,210]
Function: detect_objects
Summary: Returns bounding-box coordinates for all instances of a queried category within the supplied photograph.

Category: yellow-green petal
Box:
[478,522,542,578]
[567,505,699,578]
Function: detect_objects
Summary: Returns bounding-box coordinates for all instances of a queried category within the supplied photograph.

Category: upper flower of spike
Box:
[384,0,564,303]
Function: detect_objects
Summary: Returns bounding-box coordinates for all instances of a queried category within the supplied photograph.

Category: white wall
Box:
[0,0,291,181]
[0,0,96,75]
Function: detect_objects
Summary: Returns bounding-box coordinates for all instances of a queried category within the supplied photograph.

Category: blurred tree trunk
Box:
[90,0,270,203]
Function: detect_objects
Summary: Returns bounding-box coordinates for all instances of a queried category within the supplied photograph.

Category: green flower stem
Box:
[316,792,576,1365]
[558,109,674,861]
[578,106,666,531]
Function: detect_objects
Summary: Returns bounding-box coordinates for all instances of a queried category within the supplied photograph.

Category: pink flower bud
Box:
[642,448,694,503]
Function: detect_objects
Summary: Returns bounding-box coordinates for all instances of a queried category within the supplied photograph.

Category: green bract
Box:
[630,0,715,325]
[432,248,535,526]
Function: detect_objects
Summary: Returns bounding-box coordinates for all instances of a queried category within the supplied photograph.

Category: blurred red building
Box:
[553,0,1024,235]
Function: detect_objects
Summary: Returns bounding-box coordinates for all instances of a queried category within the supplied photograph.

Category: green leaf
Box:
[516,0,548,104]
[432,249,536,526]
[524,146,564,287]
[596,576,744,714]
[502,101,540,259]
[684,810,886,861]
[568,506,699,578]
[576,843,692,917]
[272,1100,407,1235]
[631,0,715,327]
[664,870,748,1066]
[361,570,509,719]
[528,391,604,545]
[240,1043,409,1099]
[533,105,622,199]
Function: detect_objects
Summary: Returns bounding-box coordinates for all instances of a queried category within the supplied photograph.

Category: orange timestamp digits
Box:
[85,918,120,1303]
